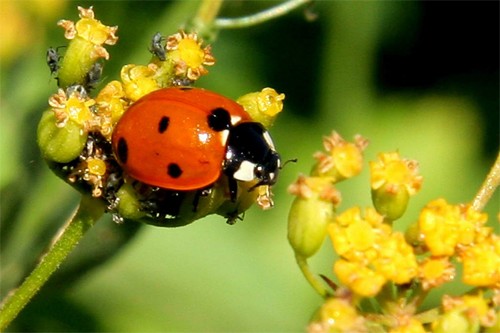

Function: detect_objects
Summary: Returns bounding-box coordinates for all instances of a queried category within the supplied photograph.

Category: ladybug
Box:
[112,87,281,203]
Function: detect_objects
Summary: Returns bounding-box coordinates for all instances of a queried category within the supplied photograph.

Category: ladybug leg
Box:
[192,186,212,212]
[227,177,238,202]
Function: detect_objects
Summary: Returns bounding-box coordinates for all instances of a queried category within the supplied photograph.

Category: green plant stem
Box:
[295,254,329,298]
[214,0,312,29]
[0,195,105,330]
[195,0,223,26]
[472,152,500,211]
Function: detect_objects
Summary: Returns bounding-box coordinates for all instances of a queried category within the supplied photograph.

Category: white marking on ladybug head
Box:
[230,115,242,126]
[219,129,229,146]
[262,130,275,150]
[233,160,256,182]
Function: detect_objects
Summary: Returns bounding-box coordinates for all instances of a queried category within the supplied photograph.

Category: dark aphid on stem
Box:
[85,62,103,91]
[149,32,166,61]
[46,47,63,76]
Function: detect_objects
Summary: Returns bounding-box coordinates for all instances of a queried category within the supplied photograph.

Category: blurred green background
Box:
[1,1,498,331]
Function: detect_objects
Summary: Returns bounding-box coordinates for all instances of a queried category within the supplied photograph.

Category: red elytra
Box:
[111,87,251,190]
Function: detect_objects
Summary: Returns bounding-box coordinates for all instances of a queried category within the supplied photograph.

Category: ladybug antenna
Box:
[280,158,298,170]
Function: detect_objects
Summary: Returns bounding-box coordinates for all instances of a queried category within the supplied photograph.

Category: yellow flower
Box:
[58,6,118,59]
[334,259,386,297]
[237,88,285,128]
[370,152,422,220]
[370,152,422,195]
[373,232,418,284]
[67,146,108,198]
[56,6,118,88]
[95,80,127,139]
[417,256,455,290]
[328,207,389,263]
[460,233,500,287]
[256,185,274,210]
[166,30,215,81]
[308,297,366,332]
[120,64,159,102]
[48,88,95,131]
[312,132,368,183]
[83,157,107,197]
[417,199,488,257]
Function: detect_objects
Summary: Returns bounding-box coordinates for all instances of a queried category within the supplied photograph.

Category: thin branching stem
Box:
[214,0,312,29]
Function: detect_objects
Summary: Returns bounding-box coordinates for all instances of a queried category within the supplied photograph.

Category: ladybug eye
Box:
[254,165,265,179]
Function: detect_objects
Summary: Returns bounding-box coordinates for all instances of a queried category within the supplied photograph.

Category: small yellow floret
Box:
[313,132,368,183]
[418,257,455,290]
[370,151,422,195]
[120,64,159,102]
[166,30,215,81]
[334,259,386,297]
[460,233,500,287]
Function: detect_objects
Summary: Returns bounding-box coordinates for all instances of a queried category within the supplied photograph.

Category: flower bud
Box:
[432,308,477,333]
[57,6,118,88]
[114,183,146,222]
[371,183,410,221]
[237,88,285,128]
[370,152,422,221]
[287,176,340,258]
[37,110,88,163]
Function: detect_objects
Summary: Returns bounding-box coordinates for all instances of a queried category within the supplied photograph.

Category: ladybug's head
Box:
[224,122,281,200]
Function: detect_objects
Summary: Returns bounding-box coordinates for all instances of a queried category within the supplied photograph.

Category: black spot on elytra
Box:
[158,116,169,134]
[117,137,128,164]
[207,107,231,132]
[167,163,182,178]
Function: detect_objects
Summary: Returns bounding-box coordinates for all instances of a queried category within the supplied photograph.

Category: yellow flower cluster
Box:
[416,198,499,288]
[330,207,418,297]
[288,132,499,332]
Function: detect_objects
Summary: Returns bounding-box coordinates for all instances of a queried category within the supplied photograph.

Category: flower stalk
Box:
[472,152,500,211]
[0,196,105,330]
[295,254,329,298]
